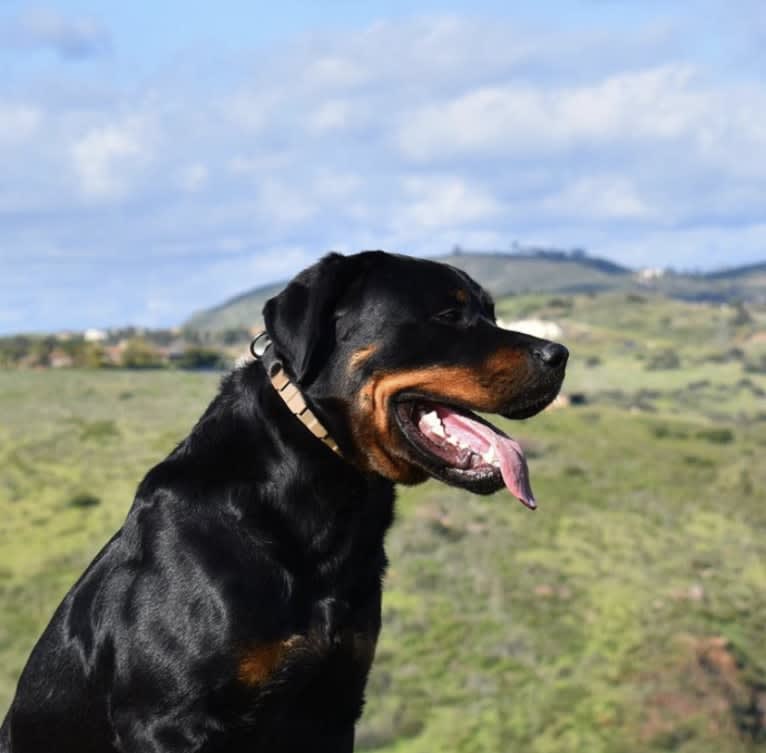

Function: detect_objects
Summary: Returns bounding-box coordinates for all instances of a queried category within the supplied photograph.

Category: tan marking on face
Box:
[237,636,303,687]
[454,289,468,304]
[349,347,530,481]
[348,344,379,372]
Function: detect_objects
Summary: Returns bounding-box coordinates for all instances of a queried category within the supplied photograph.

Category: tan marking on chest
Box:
[237,635,303,687]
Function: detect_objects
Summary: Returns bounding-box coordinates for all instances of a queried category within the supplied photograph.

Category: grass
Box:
[364,406,766,752]
[1,292,766,751]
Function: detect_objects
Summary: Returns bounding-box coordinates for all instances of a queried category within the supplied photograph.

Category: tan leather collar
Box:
[250,332,341,456]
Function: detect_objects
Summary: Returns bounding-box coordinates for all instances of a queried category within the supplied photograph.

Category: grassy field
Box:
[1,292,765,751]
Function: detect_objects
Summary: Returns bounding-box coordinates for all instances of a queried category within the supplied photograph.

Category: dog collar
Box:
[250,331,341,456]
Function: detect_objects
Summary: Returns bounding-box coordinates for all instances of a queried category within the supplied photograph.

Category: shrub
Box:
[67,492,101,509]
[646,349,681,370]
[696,428,735,444]
[121,337,164,369]
[743,353,766,374]
[650,423,689,440]
[730,301,753,326]
[176,347,225,370]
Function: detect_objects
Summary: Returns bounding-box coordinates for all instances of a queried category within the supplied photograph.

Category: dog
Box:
[0,251,567,753]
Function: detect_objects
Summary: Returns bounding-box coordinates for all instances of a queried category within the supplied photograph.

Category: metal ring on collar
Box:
[249,331,272,360]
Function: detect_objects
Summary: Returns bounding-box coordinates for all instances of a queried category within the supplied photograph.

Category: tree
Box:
[121,338,164,369]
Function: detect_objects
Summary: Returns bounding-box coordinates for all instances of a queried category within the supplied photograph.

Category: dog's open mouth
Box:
[394,398,536,509]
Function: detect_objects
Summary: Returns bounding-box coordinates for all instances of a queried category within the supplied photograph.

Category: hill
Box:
[183,251,634,334]
[436,251,630,296]
[183,251,766,333]
[184,281,284,334]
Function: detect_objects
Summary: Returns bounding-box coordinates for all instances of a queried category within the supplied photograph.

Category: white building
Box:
[84,328,107,342]
[497,318,563,340]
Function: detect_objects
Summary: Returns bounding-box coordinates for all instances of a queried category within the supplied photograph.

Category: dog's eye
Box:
[433,308,463,324]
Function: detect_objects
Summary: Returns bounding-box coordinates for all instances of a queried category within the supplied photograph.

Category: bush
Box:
[743,354,766,374]
[650,423,689,440]
[67,492,101,509]
[696,428,735,444]
[175,347,225,370]
[121,337,164,369]
[646,349,681,370]
[730,301,753,326]
[706,347,744,364]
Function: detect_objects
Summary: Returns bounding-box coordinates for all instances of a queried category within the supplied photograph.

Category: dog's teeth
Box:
[419,410,446,438]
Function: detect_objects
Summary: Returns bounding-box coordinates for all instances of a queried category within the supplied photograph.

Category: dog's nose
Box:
[532,342,569,369]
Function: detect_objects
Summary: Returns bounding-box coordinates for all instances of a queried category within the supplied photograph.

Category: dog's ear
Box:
[263,252,377,386]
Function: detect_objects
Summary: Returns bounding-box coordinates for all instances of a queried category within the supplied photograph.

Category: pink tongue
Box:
[436,407,537,510]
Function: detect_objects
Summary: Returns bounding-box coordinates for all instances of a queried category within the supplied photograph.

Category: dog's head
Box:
[263,251,568,509]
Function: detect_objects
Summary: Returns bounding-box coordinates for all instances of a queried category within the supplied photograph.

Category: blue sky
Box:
[1,0,765,333]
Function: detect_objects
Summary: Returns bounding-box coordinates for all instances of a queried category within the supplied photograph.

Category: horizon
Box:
[5,246,764,337]
[2,0,765,334]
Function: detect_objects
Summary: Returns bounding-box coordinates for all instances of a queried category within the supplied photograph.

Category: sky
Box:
[1,0,765,334]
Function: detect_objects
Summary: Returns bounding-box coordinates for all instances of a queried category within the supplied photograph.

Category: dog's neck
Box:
[252,332,342,457]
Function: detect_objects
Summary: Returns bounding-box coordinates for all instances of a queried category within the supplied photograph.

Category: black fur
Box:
[1,251,567,753]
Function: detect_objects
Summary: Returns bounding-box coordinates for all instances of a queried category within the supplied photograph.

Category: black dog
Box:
[1,251,567,753]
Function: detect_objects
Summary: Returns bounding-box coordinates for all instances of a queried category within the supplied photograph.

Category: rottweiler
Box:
[1,251,567,753]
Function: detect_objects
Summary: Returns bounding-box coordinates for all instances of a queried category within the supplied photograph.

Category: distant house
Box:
[84,328,107,342]
[104,342,127,365]
[637,267,666,282]
[49,348,74,368]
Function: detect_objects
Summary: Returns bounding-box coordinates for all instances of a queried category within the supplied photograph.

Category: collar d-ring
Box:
[249,331,272,360]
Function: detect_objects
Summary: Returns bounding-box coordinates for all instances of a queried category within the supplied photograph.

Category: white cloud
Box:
[227,153,294,175]
[304,55,369,89]
[397,176,503,231]
[397,65,709,160]
[255,180,317,225]
[312,170,362,201]
[541,176,655,221]
[70,117,154,199]
[224,90,282,131]
[308,99,352,131]
[177,163,209,192]
[0,103,42,146]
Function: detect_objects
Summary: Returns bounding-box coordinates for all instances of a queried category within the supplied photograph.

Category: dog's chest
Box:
[236,595,380,697]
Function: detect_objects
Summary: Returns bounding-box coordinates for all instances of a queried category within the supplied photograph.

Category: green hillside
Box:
[185,280,284,334]
[182,251,766,334]
[183,252,633,334]
[437,252,629,295]
[2,291,765,751]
